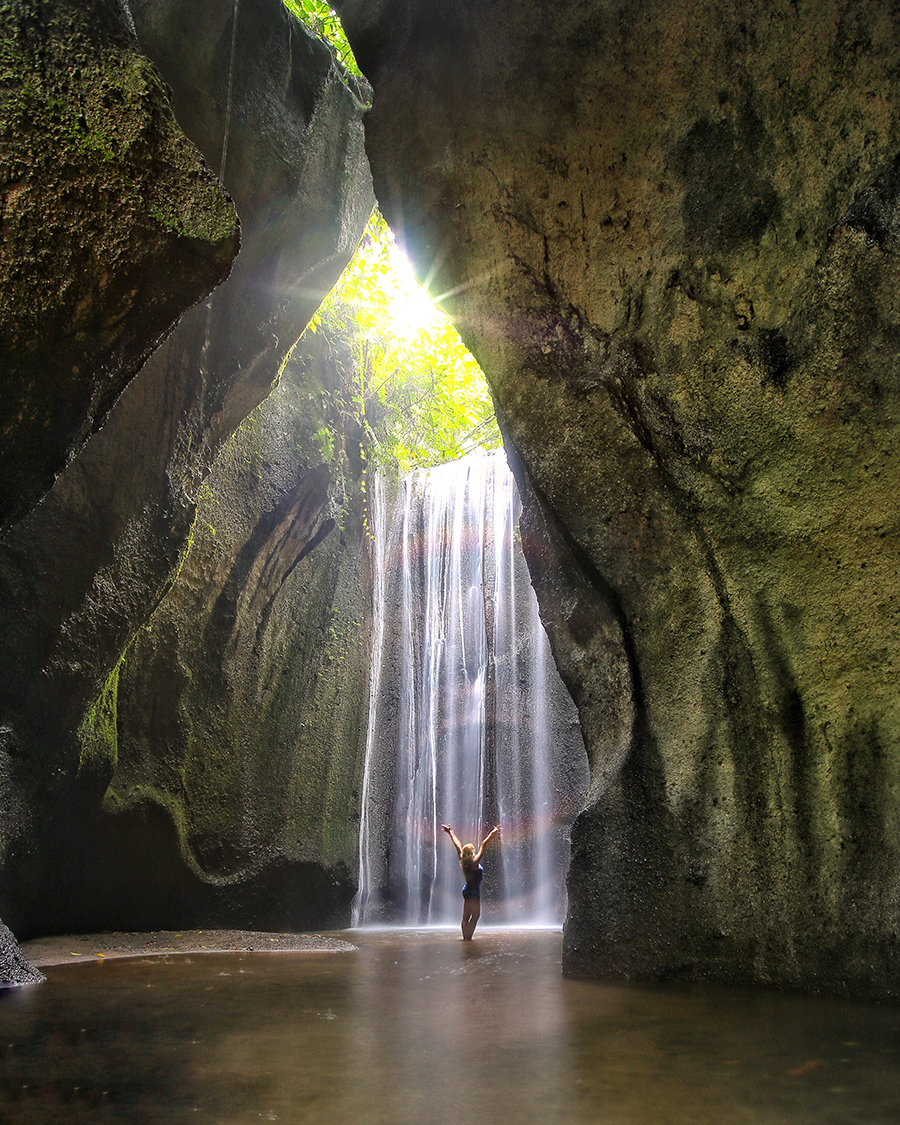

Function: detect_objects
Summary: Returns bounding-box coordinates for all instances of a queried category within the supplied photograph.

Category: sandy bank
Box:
[20,928,357,967]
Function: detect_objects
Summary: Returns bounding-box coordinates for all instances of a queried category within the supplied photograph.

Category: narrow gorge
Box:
[2,0,900,1007]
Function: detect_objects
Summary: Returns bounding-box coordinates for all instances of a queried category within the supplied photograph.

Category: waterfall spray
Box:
[354,451,587,927]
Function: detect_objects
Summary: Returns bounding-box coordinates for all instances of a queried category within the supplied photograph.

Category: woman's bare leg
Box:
[461,899,481,940]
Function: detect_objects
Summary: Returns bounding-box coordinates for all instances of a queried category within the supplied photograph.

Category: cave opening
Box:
[305,208,503,474]
[309,213,590,930]
[275,2,592,935]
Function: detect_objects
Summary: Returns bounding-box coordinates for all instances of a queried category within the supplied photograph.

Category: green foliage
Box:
[282,0,362,77]
[307,211,501,473]
[313,425,336,463]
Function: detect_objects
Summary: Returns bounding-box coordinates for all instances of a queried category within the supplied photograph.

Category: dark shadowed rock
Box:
[0,0,373,937]
[0,917,44,985]
[337,0,900,999]
[129,0,375,456]
[0,0,239,537]
[83,329,371,931]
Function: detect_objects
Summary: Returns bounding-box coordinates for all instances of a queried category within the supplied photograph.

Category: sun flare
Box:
[385,240,447,339]
[307,209,502,469]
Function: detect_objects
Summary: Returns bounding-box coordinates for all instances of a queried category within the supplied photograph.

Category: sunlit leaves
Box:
[282,1,362,77]
[308,212,502,472]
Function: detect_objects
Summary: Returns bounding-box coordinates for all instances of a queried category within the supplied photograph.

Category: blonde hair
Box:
[460,843,477,876]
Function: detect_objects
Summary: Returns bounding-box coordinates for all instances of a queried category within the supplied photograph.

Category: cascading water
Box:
[354,450,588,928]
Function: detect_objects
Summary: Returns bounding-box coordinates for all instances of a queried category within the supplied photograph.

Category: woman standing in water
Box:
[441,823,501,940]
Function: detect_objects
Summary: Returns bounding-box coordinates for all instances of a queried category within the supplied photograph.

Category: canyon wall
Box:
[0,0,373,936]
[0,0,238,536]
[102,328,371,931]
[5,0,900,1005]
[337,0,900,999]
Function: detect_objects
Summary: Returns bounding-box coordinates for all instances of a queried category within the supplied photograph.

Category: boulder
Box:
[0,917,44,986]
[337,0,900,999]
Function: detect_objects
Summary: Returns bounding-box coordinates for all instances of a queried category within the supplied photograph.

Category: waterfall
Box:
[353,450,587,928]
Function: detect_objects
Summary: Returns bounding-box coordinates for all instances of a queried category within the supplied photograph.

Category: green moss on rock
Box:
[338,0,900,1000]
[104,331,371,905]
[77,656,123,776]
[0,0,239,533]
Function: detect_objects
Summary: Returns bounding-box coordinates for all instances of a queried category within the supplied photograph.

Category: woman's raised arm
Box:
[441,823,463,859]
[473,825,500,863]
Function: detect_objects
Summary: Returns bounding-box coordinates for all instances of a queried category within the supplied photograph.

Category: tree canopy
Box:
[306,211,502,473]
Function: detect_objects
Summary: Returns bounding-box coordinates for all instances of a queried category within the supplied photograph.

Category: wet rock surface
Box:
[0,0,239,536]
[337,0,900,998]
[0,0,373,937]
[99,330,371,933]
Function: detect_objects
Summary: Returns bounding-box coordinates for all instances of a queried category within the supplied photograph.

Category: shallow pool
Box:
[1,928,899,1123]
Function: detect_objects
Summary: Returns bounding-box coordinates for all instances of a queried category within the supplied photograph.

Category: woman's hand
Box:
[474,825,500,861]
[442,823,463,857]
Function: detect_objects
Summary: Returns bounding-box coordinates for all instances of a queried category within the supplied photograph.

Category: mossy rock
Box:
[0,0,239,535]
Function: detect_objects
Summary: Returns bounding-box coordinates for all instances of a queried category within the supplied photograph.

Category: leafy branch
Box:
[306,211,502,474]
[282,0,362,77]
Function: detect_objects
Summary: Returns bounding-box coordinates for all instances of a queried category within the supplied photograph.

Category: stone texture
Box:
[0,0,239,536]
[128,0,375,458]
[0,917,44,985]
[96,329,371,931]
[0,0,373,937]
[337,0,900,999]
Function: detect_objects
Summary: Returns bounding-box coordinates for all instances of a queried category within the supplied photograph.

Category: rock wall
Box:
[0,0,373,937]
[100,329,371,931]
[337,0,900,999]
[0,0,239,536]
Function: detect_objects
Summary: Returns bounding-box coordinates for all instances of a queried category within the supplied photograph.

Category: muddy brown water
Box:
[1,928,899,1123]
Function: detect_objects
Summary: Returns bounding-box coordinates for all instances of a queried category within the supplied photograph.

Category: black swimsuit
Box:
[462,864,484,900]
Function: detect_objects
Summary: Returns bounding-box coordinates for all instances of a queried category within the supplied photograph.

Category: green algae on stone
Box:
[0,0,239,534]
[0,0,372,938]
[77,656,124,777]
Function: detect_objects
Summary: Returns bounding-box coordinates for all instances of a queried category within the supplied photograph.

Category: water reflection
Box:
[344,929,573,1122]
[1,929,899,1123]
